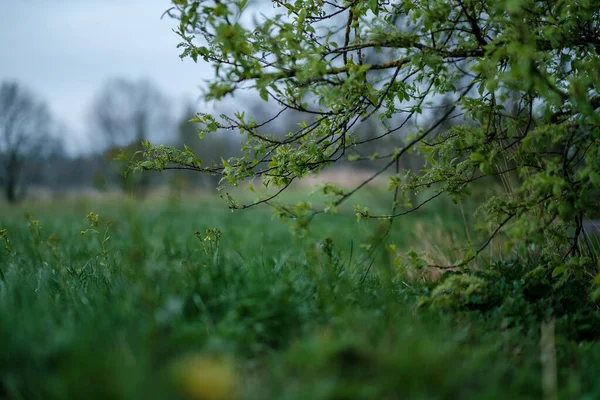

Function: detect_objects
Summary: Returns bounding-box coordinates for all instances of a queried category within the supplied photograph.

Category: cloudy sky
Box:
[0,0,213,154]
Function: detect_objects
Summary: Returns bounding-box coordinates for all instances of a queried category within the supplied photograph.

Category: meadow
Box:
[1,190,600,399]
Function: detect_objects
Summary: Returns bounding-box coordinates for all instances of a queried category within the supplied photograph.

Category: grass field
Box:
[1,191,600,399]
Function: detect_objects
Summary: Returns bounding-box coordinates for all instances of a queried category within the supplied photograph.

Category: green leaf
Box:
[590,171,600,186]
[259,87,269,102]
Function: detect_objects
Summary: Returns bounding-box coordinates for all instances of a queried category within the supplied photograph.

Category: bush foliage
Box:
[138,0,600,286]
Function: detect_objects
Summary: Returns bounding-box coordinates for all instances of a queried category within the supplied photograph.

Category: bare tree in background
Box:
[0,81,54,203]
[90,78,172,147]
[89,78,172,194]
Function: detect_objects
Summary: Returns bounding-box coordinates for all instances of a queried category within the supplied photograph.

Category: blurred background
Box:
[0,0,425,205]
[0,0,227,203]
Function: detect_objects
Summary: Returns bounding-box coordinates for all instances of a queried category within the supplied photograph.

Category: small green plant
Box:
[194,228,222,258]
[418,273,489,310]
[0,228,11,253]
[27,218,44,264]
[80,212,111,270]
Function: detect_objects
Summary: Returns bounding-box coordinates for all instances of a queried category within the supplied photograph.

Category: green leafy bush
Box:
[137,0,599,289]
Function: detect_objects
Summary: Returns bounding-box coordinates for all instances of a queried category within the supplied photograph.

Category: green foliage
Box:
[135,0,600,288]
[422,273,489,309]
[2,201,600,399]
[80,212,112,271]
[420,261,600,341]
[194,227,222,257]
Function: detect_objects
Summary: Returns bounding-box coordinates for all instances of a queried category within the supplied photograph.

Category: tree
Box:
[90,78,172,194]
[139,0,600,283]
[0,81,55,203]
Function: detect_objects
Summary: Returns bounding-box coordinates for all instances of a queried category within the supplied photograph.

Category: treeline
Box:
[0,78,241,203]
[0,78,426,203]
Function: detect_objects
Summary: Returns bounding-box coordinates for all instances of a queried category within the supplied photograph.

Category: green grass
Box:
[1,194,600,399]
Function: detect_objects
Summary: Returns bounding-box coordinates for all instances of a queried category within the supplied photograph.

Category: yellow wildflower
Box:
[171,354,238,400]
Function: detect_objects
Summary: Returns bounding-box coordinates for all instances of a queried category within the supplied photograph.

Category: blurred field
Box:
[1,192,600,399]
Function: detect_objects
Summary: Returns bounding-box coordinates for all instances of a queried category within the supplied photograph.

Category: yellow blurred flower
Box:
[171,354,238,400]
[86,212,100,227]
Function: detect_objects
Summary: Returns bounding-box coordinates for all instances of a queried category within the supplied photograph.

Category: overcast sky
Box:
[0,0,213,154]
